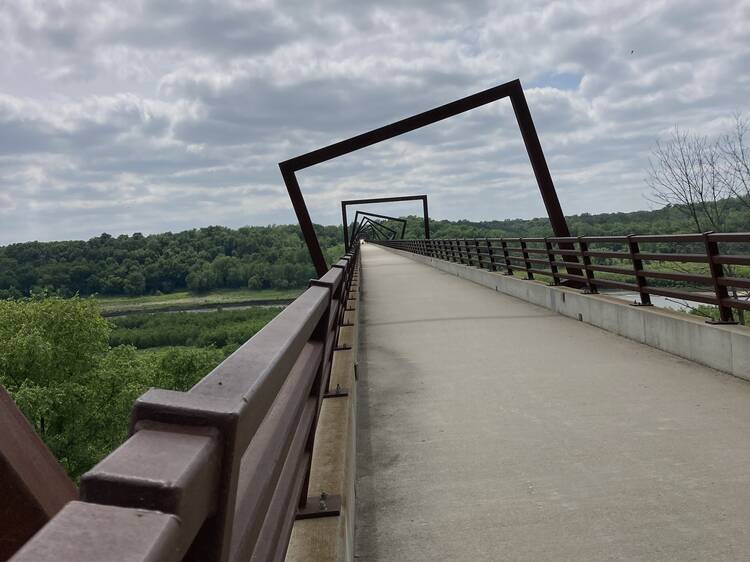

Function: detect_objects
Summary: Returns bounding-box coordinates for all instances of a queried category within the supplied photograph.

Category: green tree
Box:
[0,296,226,479]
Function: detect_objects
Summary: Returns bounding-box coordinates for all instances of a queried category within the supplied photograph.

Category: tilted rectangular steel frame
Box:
[11,247,360,562]
[349,210,407,245]
[374,234,750,323]
[279,78,575,277]
[343,196,425,251]
[350,216,399,242]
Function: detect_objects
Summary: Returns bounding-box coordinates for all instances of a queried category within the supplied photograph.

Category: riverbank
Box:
[95,288,301,316]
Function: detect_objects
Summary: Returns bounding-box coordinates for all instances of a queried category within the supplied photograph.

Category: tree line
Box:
[387,197,750,243]
[2,200,749,301]
[0,224,343,299]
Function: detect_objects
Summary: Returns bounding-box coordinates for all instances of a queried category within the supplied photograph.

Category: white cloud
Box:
[1,0,749,243]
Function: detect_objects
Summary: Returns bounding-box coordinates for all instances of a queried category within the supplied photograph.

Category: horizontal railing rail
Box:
[373,233,750,324]
[11,246,360,562]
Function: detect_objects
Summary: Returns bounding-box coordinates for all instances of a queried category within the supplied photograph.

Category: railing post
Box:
[486,239,496,272]
[452,239,459,263]
[520,238,534,280]
[627,234,652,306]
[544,237,560,285]
[473,239,482,269]
[577,237,597,294]
[500,239,513,275]
[703,231,737,323]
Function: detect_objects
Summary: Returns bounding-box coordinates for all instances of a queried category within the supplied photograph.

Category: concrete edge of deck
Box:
[382,246,750,382]
[285,268,360,562]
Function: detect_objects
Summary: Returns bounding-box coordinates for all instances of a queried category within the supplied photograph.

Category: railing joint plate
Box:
[296,494,342,520]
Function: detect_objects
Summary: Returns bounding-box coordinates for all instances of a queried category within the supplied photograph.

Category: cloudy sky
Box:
[1,0,749,244]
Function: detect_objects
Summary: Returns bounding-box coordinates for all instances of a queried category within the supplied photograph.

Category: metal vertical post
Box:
[422,197,431,240]
[627,235,652,306]
[281,164,329,277]
[545,238,560,285]
[501,239,513,275]
[520,239,534,280]
[703,232,737,323]
[341,203,350,252]
[486,239,496,271]
[577,237,597,294]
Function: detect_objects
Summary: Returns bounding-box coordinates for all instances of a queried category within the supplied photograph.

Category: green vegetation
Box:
[687,304,750,326]
[2,200,749,301]
[110,308,282,350]
[97,287,301,315]
[395,198,750,239]
[0,296,280,480]
[0,224,343,299]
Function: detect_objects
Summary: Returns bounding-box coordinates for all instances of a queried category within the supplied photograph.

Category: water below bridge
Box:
[355,243,750,561]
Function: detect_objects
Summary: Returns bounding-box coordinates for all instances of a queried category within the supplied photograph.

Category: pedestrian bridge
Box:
[6,241,750,562]
[356,243,750,561]
[6,76,750,560]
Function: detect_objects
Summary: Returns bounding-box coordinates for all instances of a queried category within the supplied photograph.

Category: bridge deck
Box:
[355,244,750,561]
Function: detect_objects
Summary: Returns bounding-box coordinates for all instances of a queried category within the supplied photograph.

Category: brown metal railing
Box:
[374,234,750,323]
[11,247,360,562]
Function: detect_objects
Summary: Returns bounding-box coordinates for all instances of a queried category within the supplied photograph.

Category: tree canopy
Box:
[2,202,749,300]
[0,224,343,299]
[0,296,226,479]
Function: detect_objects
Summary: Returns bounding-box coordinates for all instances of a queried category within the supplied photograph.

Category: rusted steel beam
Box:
[280,79,572,275]
[349,211,406,246]
[10,502,184,562]
[352,210,407,237]
[79,425,222,556]
[0,386,77,562]
[341,195,429,252]
[351,216,399,244]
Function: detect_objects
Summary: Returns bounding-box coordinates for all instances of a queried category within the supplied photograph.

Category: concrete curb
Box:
[285,266,360,562]
[384,247,750,382]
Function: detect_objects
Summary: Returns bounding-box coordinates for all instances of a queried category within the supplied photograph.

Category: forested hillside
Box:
[0,225,343,298]
[2,200,749,299]
[399,198,750,239]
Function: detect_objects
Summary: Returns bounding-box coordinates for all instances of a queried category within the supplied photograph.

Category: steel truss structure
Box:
[280,78,574,277]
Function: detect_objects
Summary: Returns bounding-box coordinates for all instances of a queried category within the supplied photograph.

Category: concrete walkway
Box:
[355,244,750,561]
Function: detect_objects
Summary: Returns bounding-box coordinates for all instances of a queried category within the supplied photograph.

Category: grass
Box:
[95,287,302,314]
[109,307,282,349]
